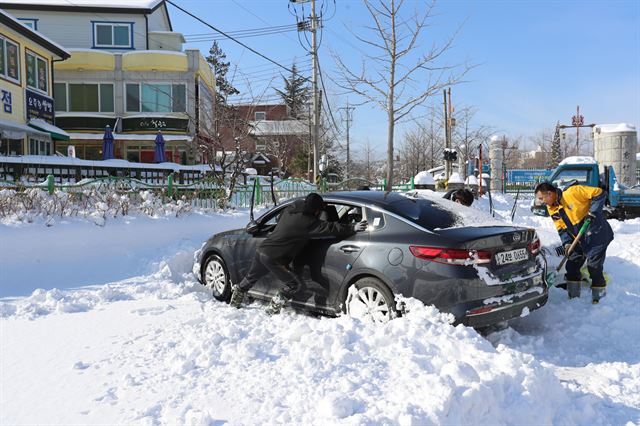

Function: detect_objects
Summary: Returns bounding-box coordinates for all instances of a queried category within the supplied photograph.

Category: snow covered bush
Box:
[0,187,197,226]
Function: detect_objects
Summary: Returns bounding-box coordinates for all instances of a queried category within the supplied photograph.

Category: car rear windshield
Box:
[384,197,459,231]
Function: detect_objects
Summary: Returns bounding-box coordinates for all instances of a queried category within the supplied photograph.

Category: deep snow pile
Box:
[1,192,639,425]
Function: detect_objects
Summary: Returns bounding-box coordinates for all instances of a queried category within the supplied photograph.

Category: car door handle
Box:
[340,245,361,254]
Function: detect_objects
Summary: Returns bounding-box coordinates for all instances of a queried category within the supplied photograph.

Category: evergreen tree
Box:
[275,63,310,119]
[206,41,239,105]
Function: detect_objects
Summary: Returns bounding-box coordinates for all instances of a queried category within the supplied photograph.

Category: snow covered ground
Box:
[1,193,639,425]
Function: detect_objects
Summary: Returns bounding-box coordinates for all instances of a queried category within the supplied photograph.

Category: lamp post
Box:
[558,105,596,156]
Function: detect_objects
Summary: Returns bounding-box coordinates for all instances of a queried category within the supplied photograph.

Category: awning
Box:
[0,118,49,140]
[28,118,70,141]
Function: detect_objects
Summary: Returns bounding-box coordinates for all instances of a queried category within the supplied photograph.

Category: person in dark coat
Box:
[230,192,368,315]
[534,181,614,300]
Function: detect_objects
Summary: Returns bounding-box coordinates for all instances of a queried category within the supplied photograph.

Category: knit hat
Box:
[304,192,325,214]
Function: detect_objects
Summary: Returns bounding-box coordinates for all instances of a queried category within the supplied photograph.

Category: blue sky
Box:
[168,0,640,155]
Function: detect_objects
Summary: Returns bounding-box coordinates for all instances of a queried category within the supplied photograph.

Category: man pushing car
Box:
[229,192,368,315]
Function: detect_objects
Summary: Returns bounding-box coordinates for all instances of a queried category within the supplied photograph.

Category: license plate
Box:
[495,248,528,265]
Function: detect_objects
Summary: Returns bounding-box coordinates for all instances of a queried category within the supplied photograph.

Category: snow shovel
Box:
[546,218,591,296]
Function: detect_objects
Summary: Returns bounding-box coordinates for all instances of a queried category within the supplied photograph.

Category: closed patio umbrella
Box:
[154,130,166,163]
[102,125,115,160]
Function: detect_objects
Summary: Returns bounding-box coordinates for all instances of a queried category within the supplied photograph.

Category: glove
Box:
[563,243,572,255]
[353,220,368,232]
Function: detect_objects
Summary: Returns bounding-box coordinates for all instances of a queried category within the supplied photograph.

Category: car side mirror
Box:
[246,220,260,234]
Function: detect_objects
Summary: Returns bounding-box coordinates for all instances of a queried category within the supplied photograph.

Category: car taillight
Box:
[409,246,492,265]
[528,237,541,255]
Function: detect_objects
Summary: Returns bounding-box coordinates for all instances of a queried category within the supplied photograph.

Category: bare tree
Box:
[451,106,493,178]
[334,0,471,190]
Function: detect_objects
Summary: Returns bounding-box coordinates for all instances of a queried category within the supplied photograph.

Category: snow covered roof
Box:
[594,123,636,134]
[413,171,435,185]
[0,0,164,10]
[559,156,597,166]
[0,154,219,171]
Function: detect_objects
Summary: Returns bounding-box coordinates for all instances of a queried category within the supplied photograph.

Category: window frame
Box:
[54,82,115,113]
[25,49,48,94]
[124,82,188,113]
[91,21,134,50]
[0,35,21,85]
[18,18,38,30]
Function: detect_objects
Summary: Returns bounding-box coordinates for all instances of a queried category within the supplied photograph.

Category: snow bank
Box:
[413,170,435,185]
[448,172,463,183]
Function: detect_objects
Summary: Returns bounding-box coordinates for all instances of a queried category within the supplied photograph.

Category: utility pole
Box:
[310,0,320,184]
[338,101,355,179]
[443,89,450,181]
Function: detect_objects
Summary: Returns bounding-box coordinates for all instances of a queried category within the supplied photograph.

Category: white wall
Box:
[147,5,171,32]
[7,10,147,51]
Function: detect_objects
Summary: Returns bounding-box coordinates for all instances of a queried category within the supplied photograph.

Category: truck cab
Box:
[532,157,640,219]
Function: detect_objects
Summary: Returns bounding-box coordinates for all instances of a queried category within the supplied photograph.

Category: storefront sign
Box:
[67,145,76,158]
[25,89,54,123]
[122,117,189,132]
[1,90,11,113]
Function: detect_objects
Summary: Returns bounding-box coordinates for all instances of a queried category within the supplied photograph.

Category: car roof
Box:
[322,190,418,208]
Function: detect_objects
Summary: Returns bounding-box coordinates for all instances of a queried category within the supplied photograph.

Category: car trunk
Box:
[435,226,543,297]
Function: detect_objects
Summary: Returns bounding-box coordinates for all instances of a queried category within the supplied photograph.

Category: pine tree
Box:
[206,41,239,105]
[275,63,310,119]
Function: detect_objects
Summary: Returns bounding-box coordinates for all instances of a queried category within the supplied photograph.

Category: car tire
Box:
[202,254,231,302]
[344,277,397,323]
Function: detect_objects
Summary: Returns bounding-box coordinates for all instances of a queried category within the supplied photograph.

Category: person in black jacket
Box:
[230,192,368,315]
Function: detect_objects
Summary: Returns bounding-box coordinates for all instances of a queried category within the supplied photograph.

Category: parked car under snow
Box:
[193,191,549,327]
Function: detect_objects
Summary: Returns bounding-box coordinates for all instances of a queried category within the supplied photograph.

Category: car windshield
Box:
[384,196,459,231]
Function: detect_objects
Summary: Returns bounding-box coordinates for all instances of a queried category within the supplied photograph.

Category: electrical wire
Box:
[166,0,310,83]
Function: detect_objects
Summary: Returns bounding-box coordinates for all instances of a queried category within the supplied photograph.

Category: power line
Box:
[166,0,310,83]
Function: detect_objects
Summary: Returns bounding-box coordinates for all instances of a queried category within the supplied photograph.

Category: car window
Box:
[326,202,363,225]
[365,207,385,230]
[261,204,290,226]
[552,168,591,188]
[384,197,458,231]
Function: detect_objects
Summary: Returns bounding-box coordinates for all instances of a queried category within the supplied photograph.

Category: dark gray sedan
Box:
[193,191,548,327]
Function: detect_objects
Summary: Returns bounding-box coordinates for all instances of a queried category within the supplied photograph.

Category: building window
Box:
[29,138,51,155]
[255,111,266,121]
[125,83,187,113]
[54,83,114,112]
[26,50,48,93]
[92,22,133,49]
[0,36,20,83]
[18,19,38,30]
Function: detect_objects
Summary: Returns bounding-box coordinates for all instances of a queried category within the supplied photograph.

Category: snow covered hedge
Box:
[0,188,194,226]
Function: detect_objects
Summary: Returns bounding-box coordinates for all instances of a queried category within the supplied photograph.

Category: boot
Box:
[265,291,290,316]
[229,285,246,309]
[591,285,606,304]
[566,281,581,299]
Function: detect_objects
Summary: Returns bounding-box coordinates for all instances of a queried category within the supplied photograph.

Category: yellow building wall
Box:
[122,51,188,72]
[54,49,115,71]
[197,54,215,91]
[0,23,58,124]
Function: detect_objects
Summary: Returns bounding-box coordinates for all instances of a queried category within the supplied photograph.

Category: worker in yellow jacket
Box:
[535,182,614,301]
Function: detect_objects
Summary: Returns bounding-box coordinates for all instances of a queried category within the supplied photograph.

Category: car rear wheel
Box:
[345,277,397,323]
[203,254,231,301]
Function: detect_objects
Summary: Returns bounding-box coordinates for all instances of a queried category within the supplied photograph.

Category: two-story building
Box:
[0,0,215,164]
[0,8,69,156]
[220,103,309,176]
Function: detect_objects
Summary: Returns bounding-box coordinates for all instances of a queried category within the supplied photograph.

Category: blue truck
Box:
[532,157,640,219]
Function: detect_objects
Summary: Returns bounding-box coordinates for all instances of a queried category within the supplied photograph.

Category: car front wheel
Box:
[203,254,231,301]
[344,277,397,323]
